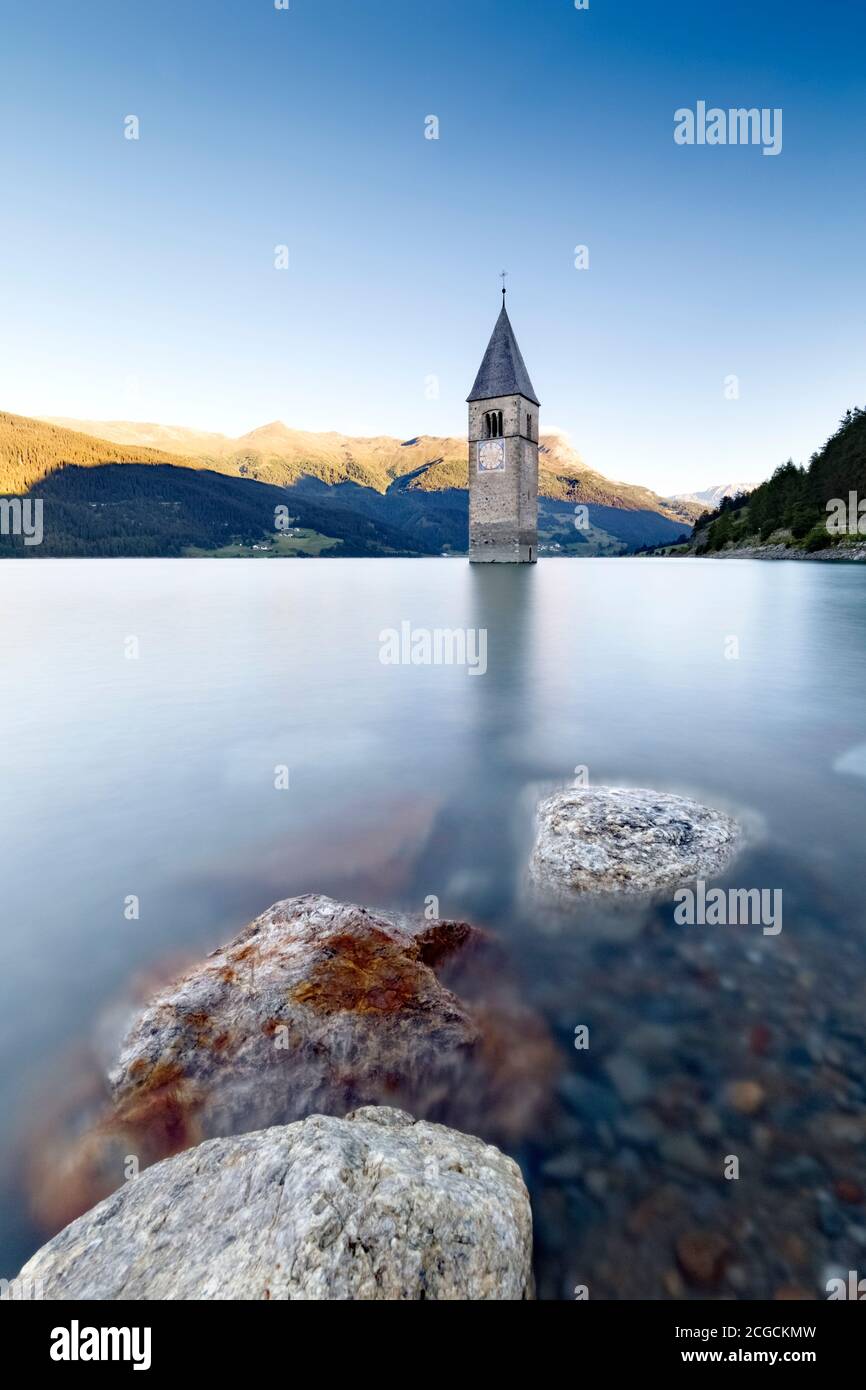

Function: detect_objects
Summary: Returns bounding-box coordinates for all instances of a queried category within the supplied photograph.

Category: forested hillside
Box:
[0,412,199,493]
[0,464,449,558]
[692,408,866,555]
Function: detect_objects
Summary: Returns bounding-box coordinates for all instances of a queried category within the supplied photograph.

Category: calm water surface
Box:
[2,558,865,1296]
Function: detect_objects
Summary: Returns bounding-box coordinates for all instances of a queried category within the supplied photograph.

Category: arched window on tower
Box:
[526,412,533,440]
[484,410,503,439]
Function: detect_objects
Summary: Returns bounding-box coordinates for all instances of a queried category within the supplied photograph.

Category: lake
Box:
[2,556,865,1298]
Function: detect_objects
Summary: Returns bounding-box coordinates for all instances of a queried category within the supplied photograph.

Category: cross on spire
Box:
[500,270,508,300]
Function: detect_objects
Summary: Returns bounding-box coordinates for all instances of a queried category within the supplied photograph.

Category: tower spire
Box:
[466,293,539,406]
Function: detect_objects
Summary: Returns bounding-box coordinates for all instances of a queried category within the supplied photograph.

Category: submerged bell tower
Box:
[467,283,539,563]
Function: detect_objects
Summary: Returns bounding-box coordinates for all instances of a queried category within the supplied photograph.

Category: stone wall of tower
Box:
[468,394,538,563]
[517,410,539,563]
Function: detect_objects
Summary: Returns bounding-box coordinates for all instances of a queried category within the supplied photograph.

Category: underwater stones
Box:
[106,893,555,1162]
[529,786,741,901]
[603,1053,652,1105]
[8,1108,534,1301]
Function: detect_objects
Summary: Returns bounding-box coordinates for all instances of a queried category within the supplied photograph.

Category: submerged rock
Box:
[723,1079,767,1115]
[9,1108,534,1301]
[23,895,555,1231]
[528,786,741,900]
[108,893,553,1144]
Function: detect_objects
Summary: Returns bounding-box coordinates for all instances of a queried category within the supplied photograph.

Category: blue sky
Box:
[1,0,865,493]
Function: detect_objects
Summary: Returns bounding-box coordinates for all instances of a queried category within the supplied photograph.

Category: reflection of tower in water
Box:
[425,565,538,923]
[467,562,536,763]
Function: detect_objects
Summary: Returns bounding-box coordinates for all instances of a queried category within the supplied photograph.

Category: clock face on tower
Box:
[478,439,505,473]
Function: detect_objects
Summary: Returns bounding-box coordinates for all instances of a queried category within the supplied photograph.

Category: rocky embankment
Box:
[710,542,866,562]
[10,1108,533,1301]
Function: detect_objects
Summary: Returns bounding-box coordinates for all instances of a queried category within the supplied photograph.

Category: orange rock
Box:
[724,1080,766,1114]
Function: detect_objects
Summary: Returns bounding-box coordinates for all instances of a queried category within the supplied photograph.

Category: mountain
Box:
[673,482,759,509]
[47,416,698,521]
[0,411,696,557]
[0,412,200,493]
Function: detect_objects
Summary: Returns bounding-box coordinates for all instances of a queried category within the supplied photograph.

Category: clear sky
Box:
[1,0,864,494]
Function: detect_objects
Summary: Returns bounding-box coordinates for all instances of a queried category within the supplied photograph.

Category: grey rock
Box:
[659,1133,715,1177]
[8,1108,534,1301]
[528,786,741,899]
[816,1193,845,1239]
[615,1109,664,1149]
[541,1150,584,1183]
[557,1072,621,1123]
[603,1053,652,1104]
[623,1022,679,1056]
[584,1168,609,1198]
[770,1154,825,1184]
[696,1108,724,1138]
[613,1148,642,1176]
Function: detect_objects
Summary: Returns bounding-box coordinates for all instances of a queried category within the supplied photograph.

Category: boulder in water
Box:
[9,1108,534,1301]
[529,786,741,900]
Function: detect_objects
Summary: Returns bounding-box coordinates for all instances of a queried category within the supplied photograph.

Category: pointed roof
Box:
[467,302,539,406]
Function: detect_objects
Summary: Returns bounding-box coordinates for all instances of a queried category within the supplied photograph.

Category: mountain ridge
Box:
[41,415,700,524]
[0,411,697,558]
[673,482,759,509]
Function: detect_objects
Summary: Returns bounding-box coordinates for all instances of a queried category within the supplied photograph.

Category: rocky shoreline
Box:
[7,888,551,1301]
[706,543,866,562]
[7,784,865,1301]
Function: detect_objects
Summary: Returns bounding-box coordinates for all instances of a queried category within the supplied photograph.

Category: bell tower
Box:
[467,283,539,563]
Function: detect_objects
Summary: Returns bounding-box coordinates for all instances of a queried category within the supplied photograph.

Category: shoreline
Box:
[708,543,866,562]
